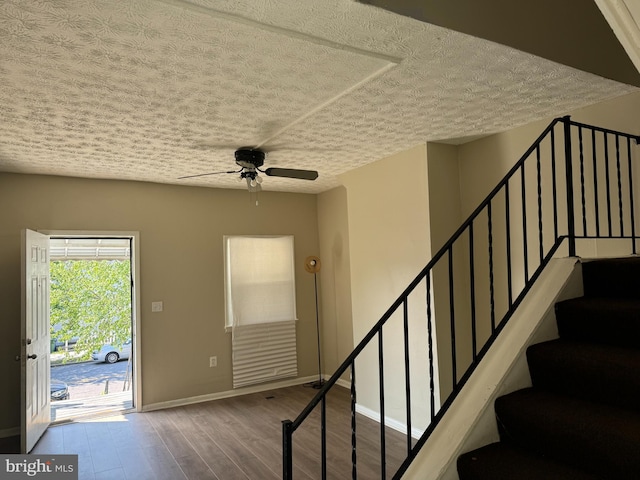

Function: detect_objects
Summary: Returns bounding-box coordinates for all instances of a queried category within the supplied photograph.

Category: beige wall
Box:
[425,143,470,397]
[316,186,354,378]
[0,173,320,432]
[340,144,436,431]
[426,143,463,252]
[458,91,640,219]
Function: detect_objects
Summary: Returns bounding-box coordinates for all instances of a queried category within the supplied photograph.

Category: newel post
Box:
[282,419,293,479]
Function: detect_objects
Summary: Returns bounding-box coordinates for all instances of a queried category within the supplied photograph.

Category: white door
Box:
[21,229,51,453]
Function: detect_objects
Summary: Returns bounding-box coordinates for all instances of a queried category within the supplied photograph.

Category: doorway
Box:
[47,235,140,422]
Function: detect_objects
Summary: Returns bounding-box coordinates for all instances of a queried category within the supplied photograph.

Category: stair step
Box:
[582,257,640,299]
[495,388,640,479]
[527,340,640,412]
[555,296,640,348]
[457,442,600,480]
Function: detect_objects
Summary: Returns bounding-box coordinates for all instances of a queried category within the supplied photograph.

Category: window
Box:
[224,235,297,328]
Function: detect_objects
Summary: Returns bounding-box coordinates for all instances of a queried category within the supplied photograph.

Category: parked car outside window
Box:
[92,339,132,364]
[51,379,69,401]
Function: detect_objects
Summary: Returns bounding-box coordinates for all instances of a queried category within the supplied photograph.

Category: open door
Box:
[21,229,51,453]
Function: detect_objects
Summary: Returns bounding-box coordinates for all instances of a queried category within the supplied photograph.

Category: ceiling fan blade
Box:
[178,169,240,179]
[264,168,318,181]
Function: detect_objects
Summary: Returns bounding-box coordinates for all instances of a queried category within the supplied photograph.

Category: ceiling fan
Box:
[179,147,319,192]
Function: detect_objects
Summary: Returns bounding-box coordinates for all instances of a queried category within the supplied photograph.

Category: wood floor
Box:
[27,384,409,479]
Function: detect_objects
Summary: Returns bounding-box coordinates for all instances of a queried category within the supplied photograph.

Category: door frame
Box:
[43,230,143,412]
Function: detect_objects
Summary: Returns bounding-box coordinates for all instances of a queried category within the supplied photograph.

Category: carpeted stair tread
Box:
[527,339,640,412]
[457,442,601,480]
[495,388,640,479]
[582,257,640,299]
[456,258,640,479]
[555,296,640,348]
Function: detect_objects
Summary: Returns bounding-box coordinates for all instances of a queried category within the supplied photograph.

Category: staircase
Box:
[458,256,640,480]
[282,118,640,480]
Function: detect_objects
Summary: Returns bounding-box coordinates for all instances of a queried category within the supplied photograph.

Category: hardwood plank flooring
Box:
[28,384,409,479]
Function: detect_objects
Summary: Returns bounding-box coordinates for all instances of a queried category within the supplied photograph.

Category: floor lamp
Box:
[305,255,324,389]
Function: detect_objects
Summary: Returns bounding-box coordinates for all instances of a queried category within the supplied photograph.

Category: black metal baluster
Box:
[403,300,412,454]
[616,135,623,235]
[551,127,559,241]
[592,129,600,237]
[378,330,386,480]
[469,223,477,360]
[505,183,513,307]
[521,164,529,281]
[426,274,435,422]
[448,247,456,384]
[627,137,637,254]
[578,126,587,235]
[321,395,327,479]
[536,145,544,262]
[488,202,496,332]
[604,133,613,235]
[351,361,357,480]
[563,117,576,256]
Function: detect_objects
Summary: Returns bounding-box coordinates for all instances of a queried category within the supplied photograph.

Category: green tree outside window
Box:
[50,260,131,362]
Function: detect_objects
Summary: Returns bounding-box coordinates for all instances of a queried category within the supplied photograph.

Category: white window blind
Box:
[224,235,298,388]
[224,235,297,327]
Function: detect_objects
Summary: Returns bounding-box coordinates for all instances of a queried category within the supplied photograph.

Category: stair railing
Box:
[282,117,640,479]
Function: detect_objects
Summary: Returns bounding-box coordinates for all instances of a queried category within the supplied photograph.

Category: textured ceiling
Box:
[359,0,640,87]
[1,0,638,194]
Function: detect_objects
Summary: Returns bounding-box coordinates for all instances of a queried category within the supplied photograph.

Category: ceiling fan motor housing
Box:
[235,148,265,169]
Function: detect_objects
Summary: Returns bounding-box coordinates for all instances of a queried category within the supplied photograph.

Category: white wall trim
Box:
[594,0,640,74]
[335,378,350,389]
[356,403,424,440]
[142,375,323,412]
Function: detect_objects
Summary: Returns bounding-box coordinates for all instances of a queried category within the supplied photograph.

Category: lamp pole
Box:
[305,256,324,389]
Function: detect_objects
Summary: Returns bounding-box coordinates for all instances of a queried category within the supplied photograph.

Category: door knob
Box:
[27,354,37,360]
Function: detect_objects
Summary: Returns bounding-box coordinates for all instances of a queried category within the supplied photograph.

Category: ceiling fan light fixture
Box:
[235,147,265,169]
[178,146,318,187]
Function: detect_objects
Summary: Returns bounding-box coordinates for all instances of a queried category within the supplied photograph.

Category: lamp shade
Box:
[304,255,321,274]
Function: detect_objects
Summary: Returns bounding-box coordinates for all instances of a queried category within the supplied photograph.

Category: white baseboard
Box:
[142,374,324,412]
[336,378,350,389]
[0,426,20,439]
[355,403,424,440]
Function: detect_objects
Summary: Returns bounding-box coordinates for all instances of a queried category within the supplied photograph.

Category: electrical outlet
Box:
[151,301,163,312]
[209,356,217,368]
